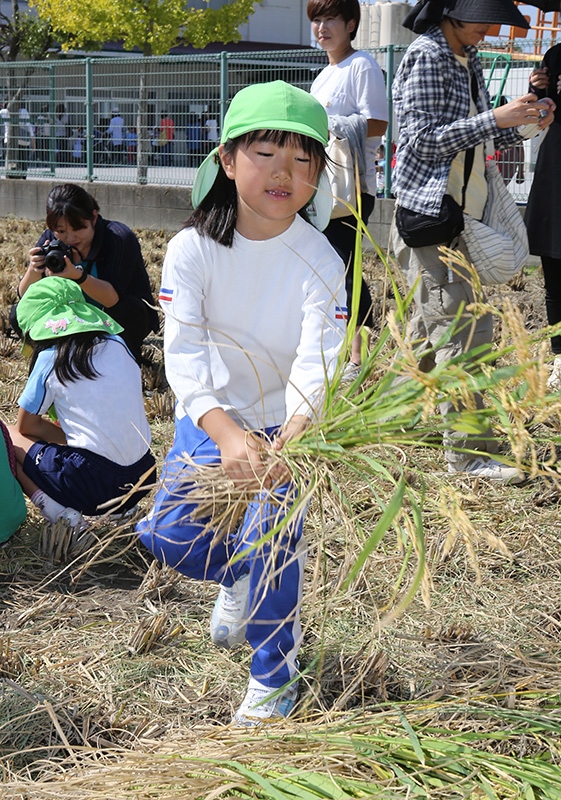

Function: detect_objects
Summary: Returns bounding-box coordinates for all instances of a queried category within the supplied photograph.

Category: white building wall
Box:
[238,0,308,46]
[355,2,416,50]
[239,0,417,49]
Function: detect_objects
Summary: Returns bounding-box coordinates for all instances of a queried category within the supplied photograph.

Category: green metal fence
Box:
[0,44,550,201]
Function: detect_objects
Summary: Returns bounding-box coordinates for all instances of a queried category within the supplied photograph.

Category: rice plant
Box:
[161,224,561,625]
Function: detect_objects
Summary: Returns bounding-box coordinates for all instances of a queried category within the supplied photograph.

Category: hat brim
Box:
[23,305,123,342]
[445,0,530,29]
[305,171,334,232]
[191,147,220,209]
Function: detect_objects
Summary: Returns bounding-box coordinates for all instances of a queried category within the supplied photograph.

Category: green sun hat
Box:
[192,80,332,229]
[17,276,124,342]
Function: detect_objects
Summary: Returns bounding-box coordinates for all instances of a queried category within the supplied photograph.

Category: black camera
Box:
[39,240,74,273]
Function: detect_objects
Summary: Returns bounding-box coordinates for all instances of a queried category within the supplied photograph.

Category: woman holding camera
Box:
[17,183,159,364]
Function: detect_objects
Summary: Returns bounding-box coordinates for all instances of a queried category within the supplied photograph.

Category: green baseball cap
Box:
[17,276,124,342]
[192,80,332,229]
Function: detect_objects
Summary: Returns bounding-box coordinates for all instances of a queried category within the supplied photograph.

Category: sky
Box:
[368,1,549,33]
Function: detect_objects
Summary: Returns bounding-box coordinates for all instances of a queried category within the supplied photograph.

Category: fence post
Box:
[220,51,229,132]
[384,44,394,200]
[85,58,94,182]
[48,64,56,175]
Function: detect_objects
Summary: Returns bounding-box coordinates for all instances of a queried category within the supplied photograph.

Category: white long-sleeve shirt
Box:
[159,215,347,431]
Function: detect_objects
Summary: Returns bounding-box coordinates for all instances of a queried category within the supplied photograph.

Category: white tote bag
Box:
[326,136,356,219]
[462,157,529,285]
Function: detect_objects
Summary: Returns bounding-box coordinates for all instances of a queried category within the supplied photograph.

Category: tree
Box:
[0,0,54,62]
[31,0,258,57]
[0,0,56,174]
[30,0,259,181]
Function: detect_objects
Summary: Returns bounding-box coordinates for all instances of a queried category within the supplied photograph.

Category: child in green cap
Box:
[137,80,346,726]
[7,277,156,529]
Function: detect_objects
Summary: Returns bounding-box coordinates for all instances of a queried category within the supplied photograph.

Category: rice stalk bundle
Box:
[151,235,561,625]
[39,520,97,564]
[3,700,561,799]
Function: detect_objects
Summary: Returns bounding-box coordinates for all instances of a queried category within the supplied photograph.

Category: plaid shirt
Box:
[392,25,522,215]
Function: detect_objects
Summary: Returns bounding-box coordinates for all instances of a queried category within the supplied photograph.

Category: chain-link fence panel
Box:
[0,43,552,201]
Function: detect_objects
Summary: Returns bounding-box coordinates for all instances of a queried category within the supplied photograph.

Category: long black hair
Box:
[188,129,327,247]
[28,331,107,384]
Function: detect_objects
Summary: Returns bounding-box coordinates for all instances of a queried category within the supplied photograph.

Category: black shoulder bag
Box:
[396,148,474,248]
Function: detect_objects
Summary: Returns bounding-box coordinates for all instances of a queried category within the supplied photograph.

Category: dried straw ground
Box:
[1,216,561,797]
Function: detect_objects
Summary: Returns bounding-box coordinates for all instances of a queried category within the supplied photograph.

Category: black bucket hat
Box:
[403,0,530,34]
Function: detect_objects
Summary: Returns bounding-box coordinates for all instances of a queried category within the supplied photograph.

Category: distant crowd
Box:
[0,102,220,173]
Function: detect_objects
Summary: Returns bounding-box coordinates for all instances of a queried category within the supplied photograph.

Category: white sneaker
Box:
[448,456,524,485]
[59,507,85,528]
[233,677,298,726]
[210,573,250,649]
[547,355,561,392]
[35,491,85,528]
[341,361,361,383]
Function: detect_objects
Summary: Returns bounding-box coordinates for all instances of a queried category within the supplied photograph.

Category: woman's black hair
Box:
[46,183,100,232]
[188,129,327,247]
[306,0,361,40]
[28,331,106,385]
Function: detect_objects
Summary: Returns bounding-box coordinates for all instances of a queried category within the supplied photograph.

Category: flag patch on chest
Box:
[335,305,348,320]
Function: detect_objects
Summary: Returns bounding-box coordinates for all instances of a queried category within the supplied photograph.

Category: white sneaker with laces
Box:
[341,361,361,383]
[210,573,250,649]
[448,456,524,485]
[547,356,561,392]
[233,677,298,726]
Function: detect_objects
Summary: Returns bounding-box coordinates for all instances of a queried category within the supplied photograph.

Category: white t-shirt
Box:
[205,119,218,142]
[311,50,388,197]
[160,215,346,431]
[0,108,8,144]
[19,336,151,466]
[107,115,125,145]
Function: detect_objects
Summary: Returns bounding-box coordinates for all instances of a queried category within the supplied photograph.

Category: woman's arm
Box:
[63,266,120,307]
[18,246,47,298]
[19,230,120,307]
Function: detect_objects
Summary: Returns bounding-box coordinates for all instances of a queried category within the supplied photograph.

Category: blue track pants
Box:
[136,414,306,688]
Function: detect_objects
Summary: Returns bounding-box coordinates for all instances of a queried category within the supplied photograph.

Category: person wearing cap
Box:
[107,106,126,164]
[16,183,159,365]
[136,80,346,726]
[390,0,555,484]
[308,0,388,380]
[7,277,156,530]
